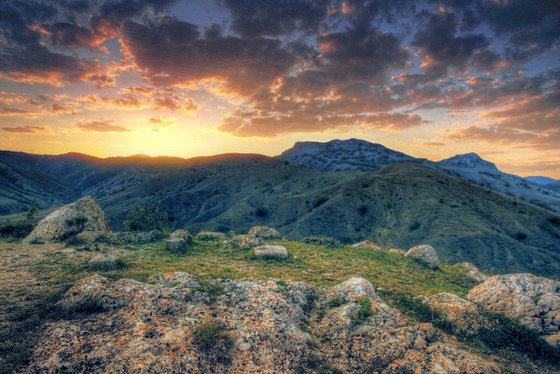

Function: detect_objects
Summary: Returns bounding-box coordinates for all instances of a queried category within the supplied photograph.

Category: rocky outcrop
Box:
[468,273,560,347]
[253,245,288,259]
[419,293,483,334]
[351,240,381,250]
[170,229,194,242]
[248,226,282,239]
[165,237,192,253]
[455,262,487,282]
[28,274,501,373]
[406,244,440,269]
[388,248,405,255]
[25,196,110,243]
[228,234,261,249]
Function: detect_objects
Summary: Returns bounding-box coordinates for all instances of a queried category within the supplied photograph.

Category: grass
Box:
[192,322,234,364]
[29,239,476,297]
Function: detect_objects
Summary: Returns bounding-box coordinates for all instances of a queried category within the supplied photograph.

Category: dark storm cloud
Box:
[221,0,328,36]
[121,17,299,96]
[412,10,500,77]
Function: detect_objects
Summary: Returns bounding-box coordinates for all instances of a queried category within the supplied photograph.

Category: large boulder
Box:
[228,234,261,249]
[25,196,110,243]
[28,274,501,373]
[468,273,560,347]
[170,229,194,243]
[248,226,282,239]
[165,237,192,253]
[253,245,288,259]
[405,244,440,269]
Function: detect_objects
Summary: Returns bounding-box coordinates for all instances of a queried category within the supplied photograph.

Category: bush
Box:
[328,296,347,307]
[0,220,34,239]
[302,236,341,248]
[547,216,560,225]
[408,221,421,232]
[254,207,268,218]
[60,295,104,316]
[355,297,373,322]
[313,197,329,208]
[357,205,368,216]
[192,322,234,364]
[123,203,169,232]
[516,232,527,241]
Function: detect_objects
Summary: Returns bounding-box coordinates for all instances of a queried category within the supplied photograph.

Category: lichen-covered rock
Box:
[455,262,487,282]
[253,245,288,259]
[388,248,405,255]
[170,229,194,246]
[419,293,483,334]
[351,240,381,250]
[468,273,560,347]
[25,196,110,243]
[228,234,261,249]
[248,226,282,239]
[406,244,440,269]
[328,277,377,302]
[165,237,192,253]
[195,231,226,241]
[28,275,500,373]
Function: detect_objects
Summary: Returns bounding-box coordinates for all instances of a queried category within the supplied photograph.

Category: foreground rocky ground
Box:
[1,197,559,373]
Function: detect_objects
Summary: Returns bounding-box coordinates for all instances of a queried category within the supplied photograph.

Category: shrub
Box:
[408,221,421,232]
[547,216,560,225]
[313,197,329,208]
[123,203,169,232]
[357,205,368,216]
[328,296,347,307]
[516,232,527,241]
[302,236,341,248]
[0,220,34,239]
[255,207,268,218]
[192,322,233,364]
[355,297,373,322]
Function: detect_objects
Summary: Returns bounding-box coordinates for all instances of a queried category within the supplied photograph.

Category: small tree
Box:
[123,202,169,232]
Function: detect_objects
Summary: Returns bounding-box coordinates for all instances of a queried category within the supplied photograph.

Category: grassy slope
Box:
[1,152,560,277]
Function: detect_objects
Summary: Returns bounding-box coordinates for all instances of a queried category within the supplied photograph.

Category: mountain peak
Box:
[278,138,416,171]
[438,153,498,171]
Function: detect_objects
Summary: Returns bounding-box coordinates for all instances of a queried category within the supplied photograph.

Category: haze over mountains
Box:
[1,139,560,278]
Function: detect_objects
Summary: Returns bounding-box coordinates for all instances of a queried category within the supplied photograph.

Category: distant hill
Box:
[0,150,559,278]
[278,139,560,213]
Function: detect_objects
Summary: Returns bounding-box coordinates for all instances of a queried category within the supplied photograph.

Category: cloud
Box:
[2,125,44,133]
[77,120,130,132]
[121,17,300,96]
[0,107,32,115]
[448,126,560,150]
[221,0,328,37]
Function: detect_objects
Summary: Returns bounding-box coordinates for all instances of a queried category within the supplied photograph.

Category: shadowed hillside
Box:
[1,151,559,277]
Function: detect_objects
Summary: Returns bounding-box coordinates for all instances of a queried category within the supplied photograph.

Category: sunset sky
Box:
[1,0,559,177]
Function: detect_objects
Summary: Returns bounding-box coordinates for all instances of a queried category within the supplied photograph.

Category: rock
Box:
[75,230,99,244]
[28,274,501,373]
[25,196,110,243]
[110,230,164,244]
[170,229,194,244]
[253,245,288,259]
[468,273,560,347]
[388,248,405,255]
[228,234,261,249]
[165,237,191,253]
[248,226,282,239]
[406,244,440,269]
[455,262,487,282]
[329,277,377,302]
[87,255,122,271]
[195,231,226,241]
[419,293,483,334]
[351,240,381,250]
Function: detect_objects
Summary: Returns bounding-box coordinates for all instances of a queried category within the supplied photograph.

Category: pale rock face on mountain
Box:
[437,153,560,213]
[28,273,501,373]
[25,196,110,243]
[468,273,560,347]
[278,138,420,171]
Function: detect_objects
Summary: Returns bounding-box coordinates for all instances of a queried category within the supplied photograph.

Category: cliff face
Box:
[28,273,500,373]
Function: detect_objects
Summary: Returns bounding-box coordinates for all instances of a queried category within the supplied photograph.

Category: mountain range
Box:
[1,139,559,278]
